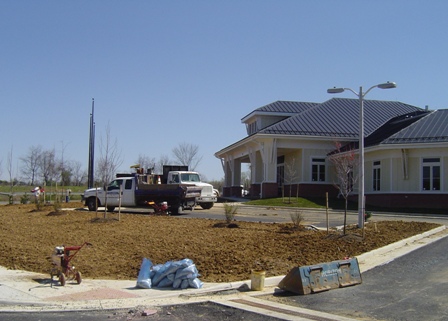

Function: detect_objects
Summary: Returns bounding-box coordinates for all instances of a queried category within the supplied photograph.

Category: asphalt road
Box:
[180,203,448,228]
[4,198,447,227]
[261,234,448,321]
[0,302,283,321]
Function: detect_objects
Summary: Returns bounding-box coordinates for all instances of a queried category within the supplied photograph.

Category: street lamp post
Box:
[327,82,397,228]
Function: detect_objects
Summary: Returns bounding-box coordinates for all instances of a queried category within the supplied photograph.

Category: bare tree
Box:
[156,154,171,174]
[7,146,18,200]
[58,141,71,186]
[39,148,58,185]
[96,122,123,188]
[172,142,202,171]
[70,160,86,186]
[328,142,358,235]
[20,145,42,185]
[59,161,73,186]
[283,157,299,203]
[96,123,123,219]
[135,154,156,172]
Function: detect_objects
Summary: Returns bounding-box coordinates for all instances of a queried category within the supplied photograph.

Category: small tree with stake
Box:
[96,123,123,219]
[328,142,358,235]
[283,157,299,204]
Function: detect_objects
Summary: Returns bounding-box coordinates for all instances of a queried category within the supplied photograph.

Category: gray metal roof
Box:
[241,101,318,121]
[381,109,448,144]
[260,98,423,138]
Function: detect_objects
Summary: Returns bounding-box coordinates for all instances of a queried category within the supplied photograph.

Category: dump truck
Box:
[162,165,217,209]
[82,168,202,215]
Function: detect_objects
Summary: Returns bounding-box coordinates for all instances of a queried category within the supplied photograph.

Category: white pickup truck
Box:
[164,168,217,210]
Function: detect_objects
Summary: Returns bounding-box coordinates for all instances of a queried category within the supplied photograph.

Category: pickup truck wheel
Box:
[200,202,214,210]
[87,198,98,211]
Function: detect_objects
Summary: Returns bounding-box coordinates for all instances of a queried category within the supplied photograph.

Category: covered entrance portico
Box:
[218,137,279,198]
[216,136,337,199]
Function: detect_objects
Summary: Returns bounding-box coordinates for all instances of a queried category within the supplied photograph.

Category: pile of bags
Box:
[136,258,203,290]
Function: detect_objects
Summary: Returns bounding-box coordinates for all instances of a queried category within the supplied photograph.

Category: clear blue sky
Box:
[1,0,447,182]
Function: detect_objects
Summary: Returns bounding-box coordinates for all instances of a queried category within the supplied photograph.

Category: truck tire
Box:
[170,206,183,215]
[87,198,99,211]
[200,202,214,210]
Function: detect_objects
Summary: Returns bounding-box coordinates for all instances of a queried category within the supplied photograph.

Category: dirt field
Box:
[0,202,441,283]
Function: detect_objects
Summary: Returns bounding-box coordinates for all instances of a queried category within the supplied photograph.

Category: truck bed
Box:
[135,183,202,203]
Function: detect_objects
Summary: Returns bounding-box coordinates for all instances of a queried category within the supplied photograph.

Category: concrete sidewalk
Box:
[0,225,446,319]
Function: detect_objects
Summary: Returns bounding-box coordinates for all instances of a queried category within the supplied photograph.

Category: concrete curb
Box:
[356,225,447,272]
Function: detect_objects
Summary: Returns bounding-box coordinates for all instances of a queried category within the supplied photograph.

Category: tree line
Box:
[0,140,206,189]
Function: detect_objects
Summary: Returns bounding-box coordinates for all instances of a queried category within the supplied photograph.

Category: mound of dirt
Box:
[0,203,440,283]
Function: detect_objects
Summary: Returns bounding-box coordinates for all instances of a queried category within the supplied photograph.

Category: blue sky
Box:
[1,1,447,182]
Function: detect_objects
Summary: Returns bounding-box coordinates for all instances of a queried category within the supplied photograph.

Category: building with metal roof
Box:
[215,99,448,210]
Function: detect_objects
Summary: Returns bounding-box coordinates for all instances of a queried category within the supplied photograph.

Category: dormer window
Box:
[247,121,258,135]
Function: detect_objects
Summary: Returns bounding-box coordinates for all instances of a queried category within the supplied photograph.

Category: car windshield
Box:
[181,173,200,182]
[107,180,122,190]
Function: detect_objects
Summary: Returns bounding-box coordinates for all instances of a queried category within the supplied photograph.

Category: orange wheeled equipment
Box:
[50,242,92,286]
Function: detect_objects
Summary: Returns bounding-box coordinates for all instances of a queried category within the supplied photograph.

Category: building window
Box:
[373,161,381,191]
[311,158,326,182]
[422,158,441,191]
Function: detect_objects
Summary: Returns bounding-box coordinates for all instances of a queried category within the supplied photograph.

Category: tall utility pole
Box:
[87,98,95,188]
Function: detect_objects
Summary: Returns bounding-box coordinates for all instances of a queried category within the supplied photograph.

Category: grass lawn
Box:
[0,184,86,202]
[245,196,447,215]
